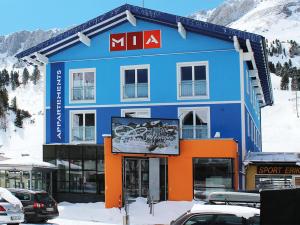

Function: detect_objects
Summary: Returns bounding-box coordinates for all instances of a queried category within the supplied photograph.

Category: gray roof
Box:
[245,152,300,164]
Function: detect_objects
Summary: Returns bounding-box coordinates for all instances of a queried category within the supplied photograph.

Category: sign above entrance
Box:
[257,166,300,175]
[110,30,161,51]
[111,117,179,155]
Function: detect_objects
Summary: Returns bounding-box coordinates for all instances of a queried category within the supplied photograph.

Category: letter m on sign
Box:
[110,33,126,51]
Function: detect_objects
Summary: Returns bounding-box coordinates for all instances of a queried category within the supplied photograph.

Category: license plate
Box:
[46,207,54,212]
[11,216,21,220]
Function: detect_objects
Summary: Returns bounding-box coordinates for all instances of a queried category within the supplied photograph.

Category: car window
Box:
[184,214,215,225]
[214,214,245,225]
[15,192,31,201]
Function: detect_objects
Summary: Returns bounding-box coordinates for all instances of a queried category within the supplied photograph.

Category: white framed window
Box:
[70,110,96,143]
[177,61,209,99]
[120,64,150,101]
[178,107,210,139]
[69,68,96,103]
[121,108,151,118]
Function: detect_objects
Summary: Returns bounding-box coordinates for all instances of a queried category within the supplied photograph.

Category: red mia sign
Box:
[110,30,161,51]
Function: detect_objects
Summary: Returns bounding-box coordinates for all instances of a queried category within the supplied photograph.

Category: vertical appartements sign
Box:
[50,62,65,143]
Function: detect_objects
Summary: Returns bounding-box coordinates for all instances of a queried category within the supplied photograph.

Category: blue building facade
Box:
[17,4,273,202]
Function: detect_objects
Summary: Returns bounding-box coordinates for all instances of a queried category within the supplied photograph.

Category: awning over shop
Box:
[0,156,57,171]
[244,152,300,165]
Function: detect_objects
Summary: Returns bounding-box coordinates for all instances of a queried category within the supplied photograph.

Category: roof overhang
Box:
[15,4,273,105]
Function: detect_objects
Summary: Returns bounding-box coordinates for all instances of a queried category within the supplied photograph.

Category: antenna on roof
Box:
[142,0,144,7]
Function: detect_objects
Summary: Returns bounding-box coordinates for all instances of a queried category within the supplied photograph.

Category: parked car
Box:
[8,188,59,223]
[170,204,260,225]
[0,187,24,225]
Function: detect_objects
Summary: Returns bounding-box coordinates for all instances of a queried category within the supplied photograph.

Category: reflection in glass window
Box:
[178,62,208,98]
[122,65,149,100]
[71,70,95,101]
[71,112,95,142]
[180,108,209,139]
[193,158,234,200]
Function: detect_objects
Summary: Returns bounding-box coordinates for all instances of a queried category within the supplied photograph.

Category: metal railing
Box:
[72,86,94,101]
[180,80,206,97]
[181,125,208,139]
[123,83,148,99]
[72,126,95,141]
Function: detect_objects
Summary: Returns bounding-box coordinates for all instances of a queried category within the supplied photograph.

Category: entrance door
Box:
[124,158,149,199]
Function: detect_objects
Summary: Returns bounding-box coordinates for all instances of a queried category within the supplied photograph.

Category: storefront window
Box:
[193,158,234,200]
[44,145,105,195]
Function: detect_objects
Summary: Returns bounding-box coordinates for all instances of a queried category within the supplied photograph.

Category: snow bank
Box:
[53,198,194,225]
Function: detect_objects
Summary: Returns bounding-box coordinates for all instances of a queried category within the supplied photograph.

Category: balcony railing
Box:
[72,86,94,101]
[181,125,208,139]
[180,80,206,97]
[72,126,95,142]
[123,83,148,99]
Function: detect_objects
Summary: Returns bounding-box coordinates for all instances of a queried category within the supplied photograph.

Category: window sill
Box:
[178,95,209,100]
[69,100,96,104]
[121,97,150,102]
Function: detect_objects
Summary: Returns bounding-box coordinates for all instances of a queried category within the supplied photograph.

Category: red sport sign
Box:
[110,30,161,51]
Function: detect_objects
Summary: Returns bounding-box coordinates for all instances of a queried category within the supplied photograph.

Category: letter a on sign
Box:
[144,30,161,49]
[110,33,126,51]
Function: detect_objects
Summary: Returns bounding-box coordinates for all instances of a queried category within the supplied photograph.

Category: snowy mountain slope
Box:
[0,75,44,160]
[262,74,300,152]
[230,0,300,42]
[191,0,258,26]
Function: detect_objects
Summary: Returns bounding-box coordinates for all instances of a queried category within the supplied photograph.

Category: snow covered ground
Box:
[0,76,44,160]
[25,198,194,225]
[261,74,300,152]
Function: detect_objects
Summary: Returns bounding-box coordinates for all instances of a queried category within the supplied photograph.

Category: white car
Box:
[171,204,260,225]
[0,187,24,225]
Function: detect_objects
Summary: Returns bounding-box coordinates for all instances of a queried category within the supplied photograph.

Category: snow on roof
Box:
[191,204,260,219]
[0,156,56,170]
[245,152,300,163]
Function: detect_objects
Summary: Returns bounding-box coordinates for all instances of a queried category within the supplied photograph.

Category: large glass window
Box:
[179,108,210,139]
[71,111,96,143]
[177,62,208,98]
[70,69,95,102]
[44,145,105,195]
[121,65,150,100]
[193,158,234,200]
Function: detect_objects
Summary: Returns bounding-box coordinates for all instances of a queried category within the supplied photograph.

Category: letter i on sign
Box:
[127,32,143,50]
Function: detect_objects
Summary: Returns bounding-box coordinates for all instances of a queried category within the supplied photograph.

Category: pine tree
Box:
[13,71,20,88]
[14,109,23,128]
[31,66,40,85]
[10,70,15,90]
[0,88,9,111]
[2,69,10,86]
[10,96,17,113]
[22,68,30,86]
[280,73,289,90]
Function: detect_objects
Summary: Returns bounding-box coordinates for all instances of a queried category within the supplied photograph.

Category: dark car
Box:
[8,189,59,223]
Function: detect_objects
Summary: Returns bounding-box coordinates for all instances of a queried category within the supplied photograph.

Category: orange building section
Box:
[104,137,238,208]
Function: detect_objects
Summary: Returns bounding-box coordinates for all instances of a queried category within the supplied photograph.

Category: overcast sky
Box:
[0,0,224,35]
